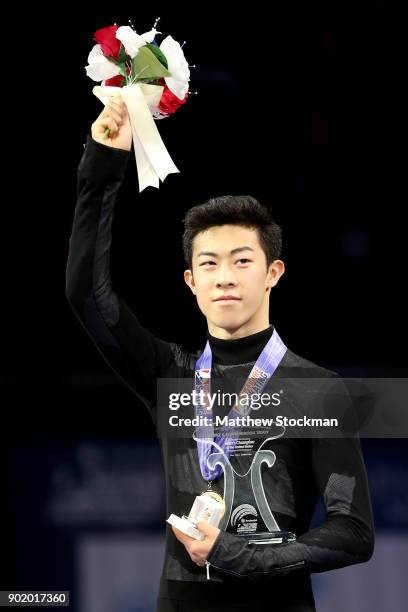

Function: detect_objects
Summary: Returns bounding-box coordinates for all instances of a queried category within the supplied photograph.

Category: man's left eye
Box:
[236,259,251,264]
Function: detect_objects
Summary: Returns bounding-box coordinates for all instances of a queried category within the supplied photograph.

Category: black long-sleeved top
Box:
[66,137,374,607]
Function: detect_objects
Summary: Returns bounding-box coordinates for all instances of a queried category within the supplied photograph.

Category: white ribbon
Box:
[93,83,179,192]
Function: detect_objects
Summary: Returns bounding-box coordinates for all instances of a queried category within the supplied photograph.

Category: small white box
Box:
[167,494,224,541]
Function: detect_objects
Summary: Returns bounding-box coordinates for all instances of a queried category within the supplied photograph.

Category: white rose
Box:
[140,28,161,45]
[159,35,190,99]
[116,26,160,59]
[85,44,120,82]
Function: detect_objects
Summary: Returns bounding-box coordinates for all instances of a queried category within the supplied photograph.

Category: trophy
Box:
[167,491,226,541]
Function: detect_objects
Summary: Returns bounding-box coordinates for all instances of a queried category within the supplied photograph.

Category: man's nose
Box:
[215,264,237,287]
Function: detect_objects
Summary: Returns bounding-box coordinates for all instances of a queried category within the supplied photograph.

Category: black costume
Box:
[66,138,374,611]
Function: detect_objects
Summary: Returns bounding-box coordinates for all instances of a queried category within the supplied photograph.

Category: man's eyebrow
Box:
[197,246,255,257]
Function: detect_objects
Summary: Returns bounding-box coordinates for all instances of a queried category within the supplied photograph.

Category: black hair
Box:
[182,195,282,269]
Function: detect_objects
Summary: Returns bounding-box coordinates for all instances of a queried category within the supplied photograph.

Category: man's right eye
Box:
[200,261,216,266]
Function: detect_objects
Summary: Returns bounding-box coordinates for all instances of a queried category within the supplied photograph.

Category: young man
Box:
[66,99,374,611]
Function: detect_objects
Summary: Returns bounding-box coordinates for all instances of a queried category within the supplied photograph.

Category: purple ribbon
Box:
[194,328,287,482]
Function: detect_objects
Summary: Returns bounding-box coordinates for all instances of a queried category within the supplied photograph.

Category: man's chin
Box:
[208,317,248,336]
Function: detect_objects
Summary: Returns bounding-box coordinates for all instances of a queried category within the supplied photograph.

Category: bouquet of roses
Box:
[85,18,191,191]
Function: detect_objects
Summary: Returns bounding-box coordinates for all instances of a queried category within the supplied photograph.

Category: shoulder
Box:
[280,348,339,378]
[161,341,200,375]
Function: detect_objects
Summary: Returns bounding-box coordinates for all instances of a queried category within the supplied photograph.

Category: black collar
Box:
[207,325,274,366]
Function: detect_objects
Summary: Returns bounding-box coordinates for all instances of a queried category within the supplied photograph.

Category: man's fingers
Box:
[90,97,132,150]
[101,106,123,126]
[196,522,220,540]
[171,526,193,548]
[101,117,119,134]
[171,526,210,567]
[94,116,119,135]
[190,543,206,565]
[196,521,211,536]
[105,100,126,115]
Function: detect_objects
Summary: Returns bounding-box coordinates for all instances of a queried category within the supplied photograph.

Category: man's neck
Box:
[207,319,271,340]
[207,324,274,365]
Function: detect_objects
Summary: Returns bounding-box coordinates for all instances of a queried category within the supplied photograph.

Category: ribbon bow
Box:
[93,83,179,191]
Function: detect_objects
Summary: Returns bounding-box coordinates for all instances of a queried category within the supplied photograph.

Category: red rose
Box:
[94,25,121,59]
[158,86,188,116]
[104,75,125,87]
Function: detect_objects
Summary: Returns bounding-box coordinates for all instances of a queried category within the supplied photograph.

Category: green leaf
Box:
[138,78,159,84]
[131,46,171,81]
[118,44,129,63]
[118,62,127,78]
[145,43,168,69]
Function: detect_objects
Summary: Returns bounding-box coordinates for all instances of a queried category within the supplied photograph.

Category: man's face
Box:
[184,224,284,337]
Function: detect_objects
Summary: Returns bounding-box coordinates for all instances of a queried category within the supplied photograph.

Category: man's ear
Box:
[266,259,285,290]
[184,269,196,295]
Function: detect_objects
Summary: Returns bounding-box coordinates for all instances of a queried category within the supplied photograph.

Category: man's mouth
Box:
[214,296,241,302]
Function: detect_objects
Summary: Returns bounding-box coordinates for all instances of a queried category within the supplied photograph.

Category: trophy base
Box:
[167,514,204,540]
[237,531,297,545]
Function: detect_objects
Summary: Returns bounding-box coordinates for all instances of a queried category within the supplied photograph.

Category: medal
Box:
[201,489,226,518]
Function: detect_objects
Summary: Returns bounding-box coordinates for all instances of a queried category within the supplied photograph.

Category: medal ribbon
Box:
[194,328,287,481]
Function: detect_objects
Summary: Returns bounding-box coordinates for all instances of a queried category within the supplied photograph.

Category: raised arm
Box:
[66,97,175,416]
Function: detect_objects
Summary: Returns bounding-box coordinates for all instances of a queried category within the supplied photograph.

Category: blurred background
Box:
[1,3,407,611]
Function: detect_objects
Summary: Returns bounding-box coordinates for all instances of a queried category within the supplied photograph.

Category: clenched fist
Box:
[91,95,132,151]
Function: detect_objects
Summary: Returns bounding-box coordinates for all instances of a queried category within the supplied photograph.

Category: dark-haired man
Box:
[66,98,374,612]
